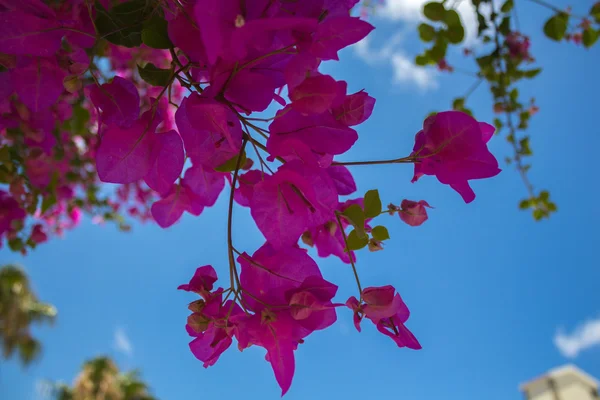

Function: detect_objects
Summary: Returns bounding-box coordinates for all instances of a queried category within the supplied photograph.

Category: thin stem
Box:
[464,78,483,100]
[332,156,416,167]
[334,212,363,297]
[526,0,587,19]
[491,10,537,200]
[227,138,248,290]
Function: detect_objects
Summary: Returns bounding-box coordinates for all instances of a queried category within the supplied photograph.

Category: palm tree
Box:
[0,264,57,365]
[53,356,158,400]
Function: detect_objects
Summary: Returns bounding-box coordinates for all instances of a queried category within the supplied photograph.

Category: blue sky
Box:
[2,1,600,399]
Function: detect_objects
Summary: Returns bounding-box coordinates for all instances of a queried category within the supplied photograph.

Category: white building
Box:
[520,365,599,400]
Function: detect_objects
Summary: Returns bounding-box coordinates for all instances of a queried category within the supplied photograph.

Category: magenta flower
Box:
[249,161,338,249]
[399,200,432,227]
[178,265,218,297]
[0,190,26,240]
[346,285,421,350]
[89,76,141,128]
[411,111,501,203]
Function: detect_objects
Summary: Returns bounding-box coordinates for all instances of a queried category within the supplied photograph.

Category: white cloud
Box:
[379,0,494,46]
[34,380,53,400]
[391,52,438,90]
[113,327,133,356]
[554,317,600,358]
[353,34,437,91]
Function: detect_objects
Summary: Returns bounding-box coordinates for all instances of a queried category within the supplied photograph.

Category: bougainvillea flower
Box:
[176,93,243,167]
[0,10,64,57]
[89,76,141,128]
[346,285,421,350]
[11,57,66,112]
[234,170,264,207]
[326,165,357,196]
[144,130,185,195]
[411,111,501,203]
[332,90,376,127]
[151,183,205,228]
[30,224,48,244]
[249,161,338,248]
[286,276,338,331]
[399,200,432,227]
[303,198,364,264]
[0,190,26,237]
[175,94,240,168]
[177,265,218,297]
[289,74,338,115]
[182,163,227,207]
[96,110,162,184]
[310,16,374,61]
[268,106,358,164]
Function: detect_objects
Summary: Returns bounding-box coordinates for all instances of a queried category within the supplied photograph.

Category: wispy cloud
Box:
[379,0,482,45]
[353,34,438,91]
[113,327,133,356]
[34,380,53,400]
[554,317,600,358]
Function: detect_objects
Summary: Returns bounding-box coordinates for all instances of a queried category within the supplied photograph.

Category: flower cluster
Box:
[0,0,502,395]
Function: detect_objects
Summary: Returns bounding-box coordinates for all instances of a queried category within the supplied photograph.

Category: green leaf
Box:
[500,0,514,13]
[70,104,90,135]
[498,16,511,35]
[363,189,382,219]
[446,25,465,44]
[345,229,369,251]
[41,194,57,214]
[215,151,247,172]
[141,13,173,49]
[523,68,542,78]
[533,208,545,221]
[519,199,531,210]
[452,97,465,110]
[95,0,152,48]
[591,2,600,24]
[426,39,448,62]
[423,2,445,21]
[493,118,503,130]
[476,54,494,68]
[418,23,436,42]
[342,205,367,238]
[519,137,532,156]
[342,204,367,239]
[543,13,569,41]
[8,238,23,252]
[582,28,600,48]
[371,225,390,241]
[477,13,488,35]
[415,54,430,66]
[138,63,172,87]
[444,9,462,27]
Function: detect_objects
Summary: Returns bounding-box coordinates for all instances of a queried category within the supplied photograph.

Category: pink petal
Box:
[144,130,185,195]
[89,76,140,128]
[311,16,374,61]
[175,94,240,168]
[0,11,63,57]
[151,186,192,228]
[265,336,296,396]
[96,112,159,184]
[333,91,376,126]
[290,75,338,115]
[183,164,226,207]
[12,57,65,112]
[326,165,356,195]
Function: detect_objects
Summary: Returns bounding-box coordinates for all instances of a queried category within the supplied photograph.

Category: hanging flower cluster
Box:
[0,0,501,395]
